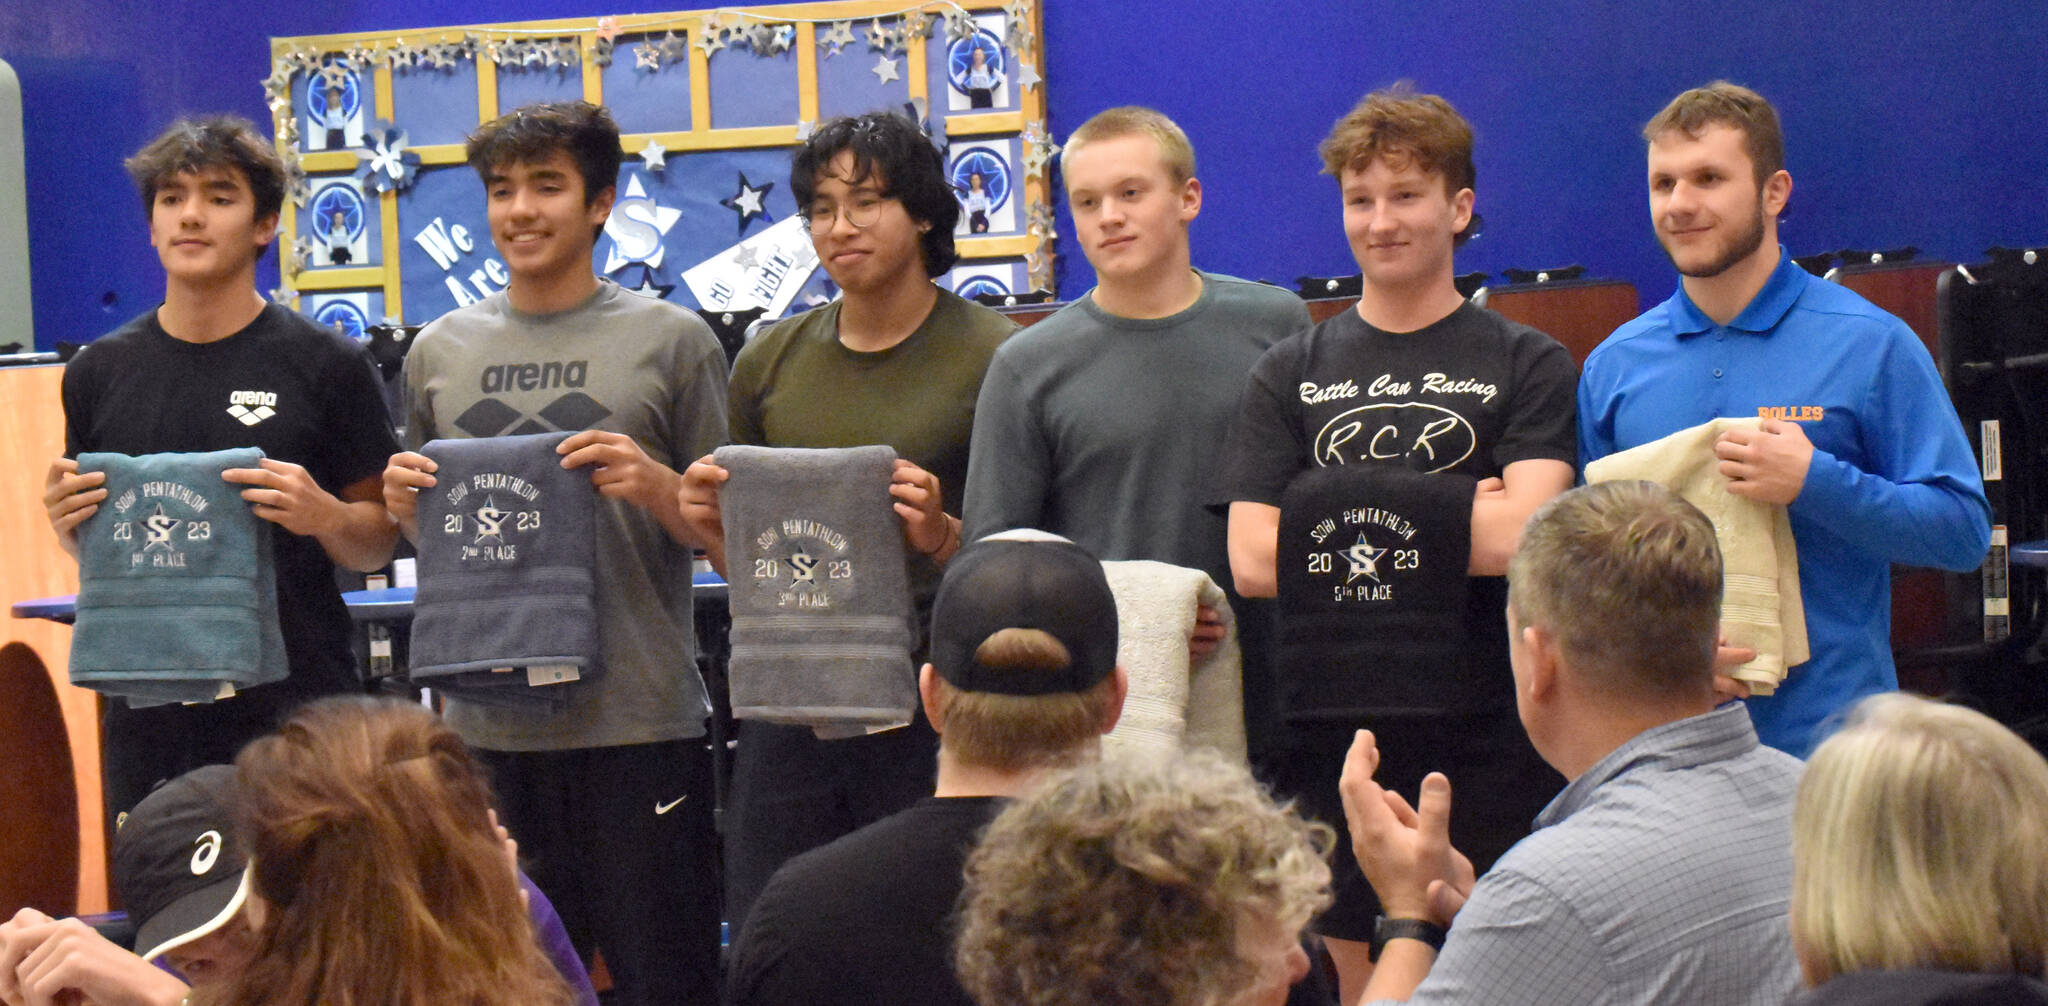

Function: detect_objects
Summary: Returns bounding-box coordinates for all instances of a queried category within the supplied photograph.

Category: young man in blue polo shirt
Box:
[1577,81,1990,758]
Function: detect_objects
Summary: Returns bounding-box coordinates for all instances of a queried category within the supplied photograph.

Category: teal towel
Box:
[70,448,286,706]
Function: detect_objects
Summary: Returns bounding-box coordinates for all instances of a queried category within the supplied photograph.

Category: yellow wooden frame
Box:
[271,0,1053,320]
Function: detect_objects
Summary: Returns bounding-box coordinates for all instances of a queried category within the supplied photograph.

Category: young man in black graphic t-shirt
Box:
[1216,87,1576,1002]
[44,116,399,827]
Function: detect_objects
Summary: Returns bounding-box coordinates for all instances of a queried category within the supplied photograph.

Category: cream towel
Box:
[1100,561,1247,763]
[1585,417,1808,693]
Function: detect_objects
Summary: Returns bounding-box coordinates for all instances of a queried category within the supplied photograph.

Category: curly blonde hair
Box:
[955,750,1332,1006]
[1793,693,2048,984]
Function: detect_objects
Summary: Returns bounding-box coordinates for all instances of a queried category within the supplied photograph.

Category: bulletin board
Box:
[263,0,1056,336]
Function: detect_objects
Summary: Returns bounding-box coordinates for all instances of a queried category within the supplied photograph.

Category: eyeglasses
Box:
[806,194,896,235]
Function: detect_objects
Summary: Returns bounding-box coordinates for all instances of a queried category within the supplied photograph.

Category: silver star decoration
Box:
[944,9,978,42]
[635,42,663,70]
[871,55,901,84]
[269,285,296,305]
[768,24,795,54]
[288,46,322,73]
[901,14,934,41]
[483,40,507,65]
[746,23,775,51]
[1027,200,1057,239]
[658,30,689,61]
[733,245,761,269]
[289,236,314,274]
[1017,61,1042,91]
[318,61,351,89]
[1025,248,1051,284]
[1021,125,1060,178]
[794,119,816,142]
[639,138,668,172]
[276,116,300,147]
[346,45,375,66]
[819,20,855,56]
[267,92,292,119]
[429,44,459,70]
[1006,0,1032,32]
[695,27,726,57]
[388,43,416,70]
[262,63,294,97]
[558,40,581,66]
[865,19,898,53]
[592,37,615,68]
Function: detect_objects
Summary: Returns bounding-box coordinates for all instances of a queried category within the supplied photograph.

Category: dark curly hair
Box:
[791,112,959,277]
[466,101,622,241]
[124,115,286,259]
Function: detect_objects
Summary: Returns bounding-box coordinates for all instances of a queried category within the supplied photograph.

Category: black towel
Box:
[410,431,597,709]
[1276,464,1477,721]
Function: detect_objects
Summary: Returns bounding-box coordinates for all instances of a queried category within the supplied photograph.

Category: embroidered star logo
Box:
[472,496,508,545]
[788,547,820,587]
[142,504,182,553]
[1342,534,1389,584]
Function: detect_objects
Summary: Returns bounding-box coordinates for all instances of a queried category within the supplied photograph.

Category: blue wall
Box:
[5,1,2046,350]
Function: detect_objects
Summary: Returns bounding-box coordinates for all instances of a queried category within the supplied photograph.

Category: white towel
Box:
[1099,561,1247,763]
[1585,417,1809,694]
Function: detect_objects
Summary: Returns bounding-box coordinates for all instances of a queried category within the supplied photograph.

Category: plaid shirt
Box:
[1384,703,1804,1006]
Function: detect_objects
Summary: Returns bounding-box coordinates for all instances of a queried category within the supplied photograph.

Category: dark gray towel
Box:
[715,444,915,729]
[409,432,596,709]
[1277,464,1476,721]
[71,448,286,707]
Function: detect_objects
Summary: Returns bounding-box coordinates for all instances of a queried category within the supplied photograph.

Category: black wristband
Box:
[1371,916,1447,959]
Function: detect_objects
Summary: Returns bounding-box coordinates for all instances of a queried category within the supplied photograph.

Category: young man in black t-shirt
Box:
[43,116,398,825]
[1216,87,1576,1001]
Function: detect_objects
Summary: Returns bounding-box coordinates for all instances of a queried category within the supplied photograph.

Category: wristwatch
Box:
[1371,915,1447,958]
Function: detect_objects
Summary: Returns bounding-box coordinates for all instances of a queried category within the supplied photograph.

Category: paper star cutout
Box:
[595,16,621,42]
[1022,125,1061,179]
[639,138,668,172]
[635,42,663,70]
[1017,62,1042,91]
[719,171,776,234]
[388,43,416,70]
[871,55,901,84]
[659,30,690,60]
[745,23,774,51]
[623,267,675,300]
[354,121,421,193]
[602,175,684,273]
[429,43,459,69]
[696,21,726,56]
[1342,535,1389,584]
[865,19,897,53]
[523,42,550,66]
[794,119,816,142]
[1006,0,1032,31]
[318,61,351,89]
[819,20,855,56]
[262,63,294,96]
[945,9,979,42]
[733,245,761,269]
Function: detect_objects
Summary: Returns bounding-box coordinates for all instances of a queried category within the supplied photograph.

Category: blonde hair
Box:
[935,628,1114,773]
[1059,106,1195,185]
[1793,693,2048,984]
[195,697,573,1006]
[955,750,1332,1006]
[1506,480,1721,700]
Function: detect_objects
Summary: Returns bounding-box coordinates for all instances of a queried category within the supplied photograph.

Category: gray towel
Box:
[410,432,597,710]
[70,448,286,707]
[716,444,916,729]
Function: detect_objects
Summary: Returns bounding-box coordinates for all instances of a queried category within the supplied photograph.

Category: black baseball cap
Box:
[929,530,1119,695]
[111,765,251,962]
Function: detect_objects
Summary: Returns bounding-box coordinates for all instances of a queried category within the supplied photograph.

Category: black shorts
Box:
[479,739,721,1006]
[1269,709,1564,942]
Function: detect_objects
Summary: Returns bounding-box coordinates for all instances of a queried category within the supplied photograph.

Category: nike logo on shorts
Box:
[654,795,688,815]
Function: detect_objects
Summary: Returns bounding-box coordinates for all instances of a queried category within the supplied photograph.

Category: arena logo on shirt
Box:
[1313,402,1477,474]
[747,518,855,610]
[226,389,279,426]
